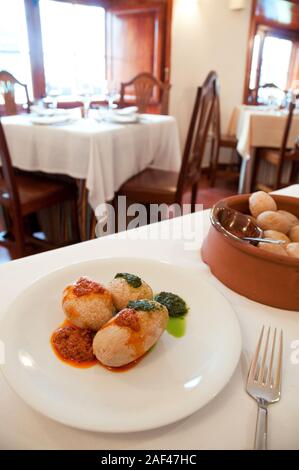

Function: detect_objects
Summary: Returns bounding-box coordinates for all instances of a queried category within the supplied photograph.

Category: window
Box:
[39,0,106,97]
[248,31,295,105]
[0,0,33,101]
[258,35,293,103]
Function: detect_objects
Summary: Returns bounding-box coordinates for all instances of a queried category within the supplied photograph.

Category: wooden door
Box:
[106,0,169,87]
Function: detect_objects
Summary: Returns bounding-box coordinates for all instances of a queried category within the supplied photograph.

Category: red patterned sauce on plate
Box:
[51,320,97,369]
[51,319,146,372]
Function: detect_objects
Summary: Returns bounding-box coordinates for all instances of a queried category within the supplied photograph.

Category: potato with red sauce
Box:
[93,300,168,367]
[62,277,114,331]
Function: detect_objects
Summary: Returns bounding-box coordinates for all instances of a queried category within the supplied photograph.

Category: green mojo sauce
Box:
[127,300,162,311]
[154,292,188,318]
[115,273,142,288]
[167,317,187,338]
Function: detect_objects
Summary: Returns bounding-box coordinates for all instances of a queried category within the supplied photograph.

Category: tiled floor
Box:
[0,175,238,266]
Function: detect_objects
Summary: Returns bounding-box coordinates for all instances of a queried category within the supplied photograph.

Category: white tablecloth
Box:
[228,105,299,160]
[1,114,181,210]
[0,186,299,450]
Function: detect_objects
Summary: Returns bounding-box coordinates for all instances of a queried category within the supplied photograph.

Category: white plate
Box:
[104,112,140,124]
[0,258,241,433]
[30,106,71,117]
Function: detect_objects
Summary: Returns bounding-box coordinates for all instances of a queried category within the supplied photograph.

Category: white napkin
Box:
[30,106,70,117]
[116,106,138,116]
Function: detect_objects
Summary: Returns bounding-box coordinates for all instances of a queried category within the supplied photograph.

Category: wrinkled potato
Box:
[256,211,292,234]
[263,230,290,244]
[278,210,299,228]
[286,243,299,259]
[289,225,299,243]
[249,191,277,218]
[258,242,287,257]
[93,302,168,367]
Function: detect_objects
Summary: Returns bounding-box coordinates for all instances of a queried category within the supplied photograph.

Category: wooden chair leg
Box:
[71,198,81,242]
[78,179,87,241]
[12,213,26,259]
[89,211,97,240]
[191,184,198,213]
[274,161,284,190]
[290,161,299,184]
[250,150,262,192]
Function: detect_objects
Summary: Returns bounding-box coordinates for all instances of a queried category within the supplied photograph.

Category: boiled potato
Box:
[289,225,299,243]
[278,210,299,228]
[258,242,287,257]
[62,277,114,331]
[263,230,290,244]
[249,191,277,218]
[256,211,292,234]
[93,300,168,367]
[108,273,153,311]
[286,243,299,259]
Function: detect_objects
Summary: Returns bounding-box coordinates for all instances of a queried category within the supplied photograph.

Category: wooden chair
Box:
[117,71,218,214]
[0,120,79,258]
[0,71,31,116]
[251,101,299,191]
[209,75,238,186]
[119,72,171,115]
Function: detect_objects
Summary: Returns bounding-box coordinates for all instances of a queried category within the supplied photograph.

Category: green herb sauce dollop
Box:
[127,300,162,311]
[154,292,188,318]
[115,273,142,288]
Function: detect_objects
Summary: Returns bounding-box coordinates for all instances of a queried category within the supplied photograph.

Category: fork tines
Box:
[248,326,283,390]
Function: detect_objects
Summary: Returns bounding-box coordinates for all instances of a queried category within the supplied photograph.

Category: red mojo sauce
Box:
[51,319,146,372]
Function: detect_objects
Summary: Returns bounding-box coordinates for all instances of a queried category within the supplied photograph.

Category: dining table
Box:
[1,111,181,238]
[228,105,299,194]
[0,184,298,450]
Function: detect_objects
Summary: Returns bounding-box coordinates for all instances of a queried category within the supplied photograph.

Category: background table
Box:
[228,105,299,193]
[2,113,181,211]
[0,186,298,450]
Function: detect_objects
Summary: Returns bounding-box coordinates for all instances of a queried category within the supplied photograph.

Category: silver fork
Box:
[246,326,283,450]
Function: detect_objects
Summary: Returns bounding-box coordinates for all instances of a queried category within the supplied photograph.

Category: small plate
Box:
[0,258,241,433]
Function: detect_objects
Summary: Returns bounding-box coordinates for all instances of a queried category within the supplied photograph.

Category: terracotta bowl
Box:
[201,194,299,311]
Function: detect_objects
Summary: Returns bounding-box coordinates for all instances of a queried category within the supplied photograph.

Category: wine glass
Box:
[79,83,94,118]
[46,86,61,110]
[106,80,119,111]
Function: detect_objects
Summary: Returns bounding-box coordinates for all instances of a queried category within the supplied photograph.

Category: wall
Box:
[169,0,252,149]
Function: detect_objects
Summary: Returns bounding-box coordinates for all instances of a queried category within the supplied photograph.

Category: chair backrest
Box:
[119,72,171,115]
[0,120,21,212]
[280,100,296,157]
[176,71,218,205]
[0,70,31,116]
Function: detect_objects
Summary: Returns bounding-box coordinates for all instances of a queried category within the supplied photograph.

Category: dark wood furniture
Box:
[119,72,171,115]
[0,120,79,258]
[118,71,218,213]
[209,76,238,187]
[0,71,31,116]
[251,101,299,191]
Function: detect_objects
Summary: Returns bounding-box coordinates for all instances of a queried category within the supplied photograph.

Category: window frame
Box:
[247,25,297,104]
[2,0,172,110]
[243,0,299,105]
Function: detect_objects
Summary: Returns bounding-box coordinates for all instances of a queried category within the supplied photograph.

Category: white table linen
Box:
[0,186,299,450]
[228,105,299,160]
[228,106,299,193]
[1,114,181,211]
